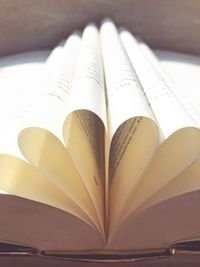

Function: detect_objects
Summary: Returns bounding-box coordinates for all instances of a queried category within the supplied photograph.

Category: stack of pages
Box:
[0,19,200,253]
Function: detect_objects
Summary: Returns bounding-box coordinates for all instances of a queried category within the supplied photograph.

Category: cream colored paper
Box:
[21,33,81,140]
[100,20,158,233]
[0,41,101,233]
[114,31,200,232]
[63,24,107,236]
[0,52,47,159]
[0,154,94,227]
[155,50,200,125]
[100,20,155,137]
[136,35,198,137]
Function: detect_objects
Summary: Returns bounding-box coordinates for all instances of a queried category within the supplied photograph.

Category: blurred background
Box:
[0,0,200,56]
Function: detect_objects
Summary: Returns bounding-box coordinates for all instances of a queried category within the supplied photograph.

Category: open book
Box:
[0,20,200,254]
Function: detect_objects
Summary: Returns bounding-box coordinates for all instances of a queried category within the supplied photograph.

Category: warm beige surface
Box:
[0,0,200,57]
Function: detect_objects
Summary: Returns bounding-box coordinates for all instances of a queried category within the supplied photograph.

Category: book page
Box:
[18,35,104,235]
[0,51,49,194]
[139,38,200,131]
[100,20,159,233]
[19,34,81,140]
[155,50,200,123]
[100,20,156,137]
[0,49,97,227]
[116,127,200,230]
[135,160,200,214]
[116,31,200,230]
[0,45,101,234]
[63,24,107,236]
[120,30,199,138]
[0,154,94,227]
[0,194,104,251]
[108,184,200,251]
[0,51,48,159]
